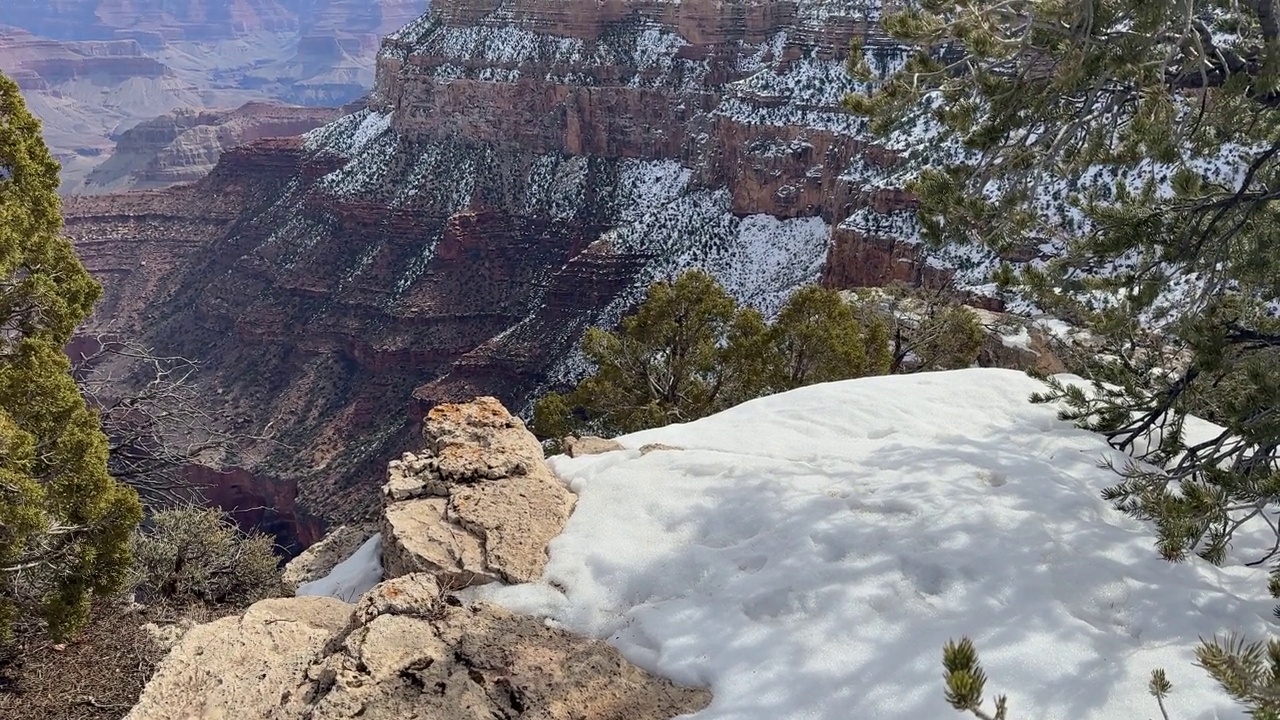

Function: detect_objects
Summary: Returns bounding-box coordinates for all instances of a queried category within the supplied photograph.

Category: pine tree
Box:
[532,274,890,439]
[848,284,984,373]
[848,0,1280,601]
[939,637,1175,720]
[845,1,1280,715]
[771,285,891,388]
[533,270,774,437]
[0,72,142,641]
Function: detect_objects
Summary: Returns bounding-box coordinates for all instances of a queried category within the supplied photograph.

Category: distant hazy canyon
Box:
[0,0,429,191]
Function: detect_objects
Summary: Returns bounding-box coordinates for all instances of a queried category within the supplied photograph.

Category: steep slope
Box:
[65,0,926,530]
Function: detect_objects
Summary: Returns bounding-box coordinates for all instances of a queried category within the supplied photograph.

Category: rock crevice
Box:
[380,396,575,586]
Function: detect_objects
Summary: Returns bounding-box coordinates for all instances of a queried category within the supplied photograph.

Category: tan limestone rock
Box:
[426,397,547,482]
[449,474,575,584]
[379,498,497,588]
[125,596,351,720]
[563,435,626,457]
[288,576,713,720]
[380,397,575,586]
[384,451,449,500]
[351,572,445,626]
[130,572,712,719]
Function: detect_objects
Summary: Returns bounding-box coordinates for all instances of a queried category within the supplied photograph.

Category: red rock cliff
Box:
[65,0,925,529]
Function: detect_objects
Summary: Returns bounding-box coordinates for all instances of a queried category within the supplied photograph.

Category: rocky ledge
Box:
[128,397,706,720]
[379,396,576,586]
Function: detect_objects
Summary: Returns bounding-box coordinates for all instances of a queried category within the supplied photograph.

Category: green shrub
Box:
[847,284,984,373]
[127,505,283,608]
[533,273,892,439]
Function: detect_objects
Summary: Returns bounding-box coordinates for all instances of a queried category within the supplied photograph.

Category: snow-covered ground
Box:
[295,533,384,603]
[473,368,1275,720]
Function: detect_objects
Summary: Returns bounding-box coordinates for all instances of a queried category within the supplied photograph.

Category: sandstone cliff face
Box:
[65,0,930,530]
[82,101,342,192]
[1,0,424,43]
[2,1,430,190]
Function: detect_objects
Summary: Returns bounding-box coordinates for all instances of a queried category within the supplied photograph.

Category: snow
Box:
[476,369,1276,720]
[997,325,1032,351]
[295,533,384,603]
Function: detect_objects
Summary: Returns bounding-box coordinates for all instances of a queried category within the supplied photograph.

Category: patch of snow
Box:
[295,533,384,603]
[998,325,1032,351]
[477,369,1275,720]
[303,109,392,157]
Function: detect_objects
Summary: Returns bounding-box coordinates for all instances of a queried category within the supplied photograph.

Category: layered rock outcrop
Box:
[0,31,167,91]
[128,396,710,720]
[2,1,429,190]
[128,576,712,720]
[82,102,342,192]
[62,0,938,527]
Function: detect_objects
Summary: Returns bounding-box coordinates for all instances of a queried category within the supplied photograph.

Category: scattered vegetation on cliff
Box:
[0,71,142,643]
[532,270,893,440]
[846,0,1280,715]
[127,505,283,608]
[71,334,282,512]
[847,283,985,374]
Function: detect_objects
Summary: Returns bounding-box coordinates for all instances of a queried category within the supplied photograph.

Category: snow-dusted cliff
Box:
[64,0,943,529]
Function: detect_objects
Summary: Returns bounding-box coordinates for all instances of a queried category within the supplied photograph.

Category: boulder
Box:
[282,524,377,591]
[970,308,1070,376]
[379,497,497,587]
[426,397,547,481]
[563,435,625,457]
[129,576,713,720]
[289,575,713,720]
[126,596,351,720]
[381,397,575,585]
[383,451,448,500]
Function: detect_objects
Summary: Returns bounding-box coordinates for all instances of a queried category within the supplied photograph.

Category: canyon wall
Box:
[1,0,425,44]
[64,0,942,533]
[82,102,343,192]
[0,0,430,190]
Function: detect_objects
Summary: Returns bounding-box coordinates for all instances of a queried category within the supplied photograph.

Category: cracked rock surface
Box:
[380,397,575,586]
[129,575,712,720]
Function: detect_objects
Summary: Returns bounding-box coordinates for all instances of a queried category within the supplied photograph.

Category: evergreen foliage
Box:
[127,505,283,608]
[849,1,1280,715]
[0,71,142,641]
[940,637,1175,720]
[772,284,891,389]
[848,284,985,373]
[532,272,889,439]
[847,2,1280,578]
